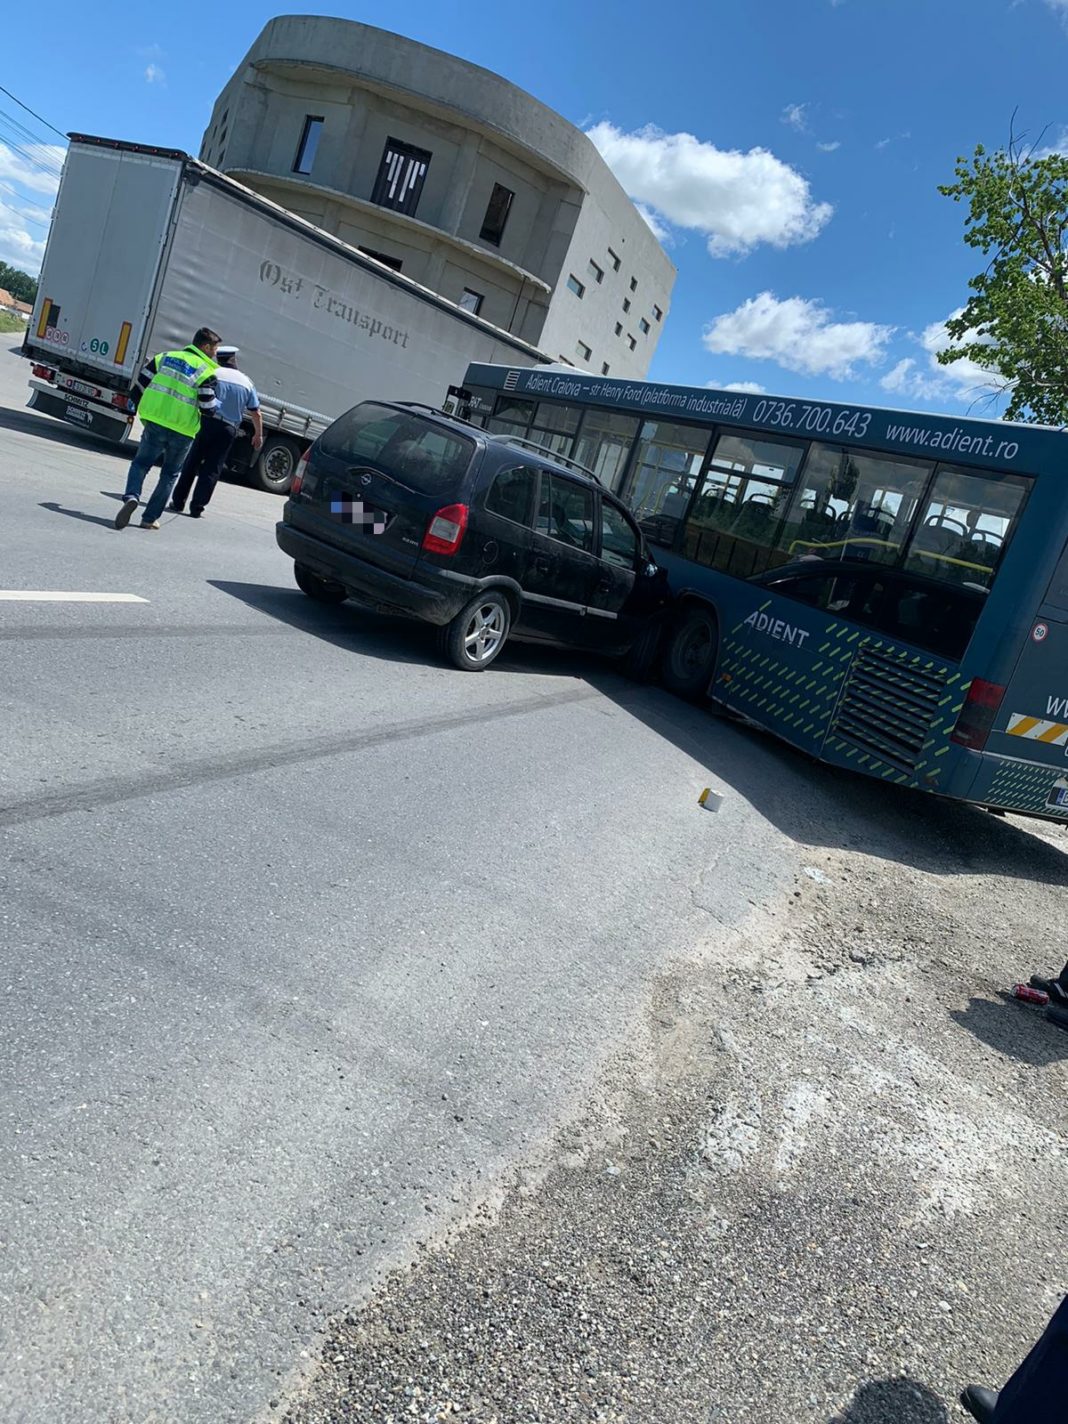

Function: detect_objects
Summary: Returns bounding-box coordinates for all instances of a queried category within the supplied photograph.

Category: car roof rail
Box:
[391,400,487,433]
[491,434,605,486]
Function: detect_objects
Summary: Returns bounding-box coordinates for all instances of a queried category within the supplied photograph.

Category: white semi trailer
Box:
[25,134,550,493]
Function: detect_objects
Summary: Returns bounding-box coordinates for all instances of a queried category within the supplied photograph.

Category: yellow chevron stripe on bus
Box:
[1007,713,1068,745]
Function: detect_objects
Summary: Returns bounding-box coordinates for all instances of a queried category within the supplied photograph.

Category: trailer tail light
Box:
[32,364,55,382]
[951,678,1006,751]
[291,449,310,496]
[422,503,469,556]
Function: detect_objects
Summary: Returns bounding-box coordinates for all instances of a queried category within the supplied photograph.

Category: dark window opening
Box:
[607,247,621,272]
[358,247,403,273]
[601,362,611,375]
[293,115,324,175]
[588,259,604,284]
[458,288,484,315]
[372,138,432,216]
[567,274,585,298]
[639,318,651,334]
[622,298,631,313]
[480,182,515,245]
[630,276,638,292]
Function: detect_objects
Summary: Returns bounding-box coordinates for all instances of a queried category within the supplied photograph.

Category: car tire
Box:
[619,617,663,682]
[293,561,348,605]
[439,590,511,671]
[253,435,300,494]
[662,605,719,698]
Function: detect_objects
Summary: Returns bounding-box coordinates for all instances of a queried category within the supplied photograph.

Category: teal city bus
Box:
[458,361,1068,822]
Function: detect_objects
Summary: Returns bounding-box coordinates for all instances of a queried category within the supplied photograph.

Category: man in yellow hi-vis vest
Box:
[115,327,221,530]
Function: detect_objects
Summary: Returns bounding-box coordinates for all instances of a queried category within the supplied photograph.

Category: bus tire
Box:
[662,606,719,698]
[253,434,301,495]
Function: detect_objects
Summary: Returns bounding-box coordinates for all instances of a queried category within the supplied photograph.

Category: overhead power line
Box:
[0,82,66,142]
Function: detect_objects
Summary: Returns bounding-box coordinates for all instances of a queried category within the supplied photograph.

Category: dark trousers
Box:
[995,1294,1068,1422]
[171,418,236,513]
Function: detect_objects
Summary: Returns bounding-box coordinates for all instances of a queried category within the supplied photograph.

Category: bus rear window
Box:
[318,403,475,494]
[903,466,1030,592]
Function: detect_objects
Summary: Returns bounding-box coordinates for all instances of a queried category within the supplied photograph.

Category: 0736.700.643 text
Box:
[751,398,872,439]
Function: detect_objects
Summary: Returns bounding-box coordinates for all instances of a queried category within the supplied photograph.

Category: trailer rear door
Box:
[30,143,180,382]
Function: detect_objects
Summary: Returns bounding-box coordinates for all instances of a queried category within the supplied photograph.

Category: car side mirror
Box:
[641,560,658,578]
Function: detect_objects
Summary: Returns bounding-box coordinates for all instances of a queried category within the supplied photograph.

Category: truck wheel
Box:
[437,590,511,671]
[253,435,300,494]
[294,562,347,605]
[662,606,719,698]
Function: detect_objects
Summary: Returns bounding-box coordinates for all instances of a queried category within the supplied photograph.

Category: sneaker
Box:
[168,501,184,514]
[114,497,138,530]
[189,508,203,519]
[140,520,160,530]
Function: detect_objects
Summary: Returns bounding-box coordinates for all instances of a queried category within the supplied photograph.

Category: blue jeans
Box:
[123,422,194,524]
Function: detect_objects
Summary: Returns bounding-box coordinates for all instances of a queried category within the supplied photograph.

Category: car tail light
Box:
[951,678,1006,751]
[291,449,310,496]
[422,503,469,556]
[32,364,55,381]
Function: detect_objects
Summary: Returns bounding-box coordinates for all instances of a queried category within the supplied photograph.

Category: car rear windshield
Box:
[317,403,476,495]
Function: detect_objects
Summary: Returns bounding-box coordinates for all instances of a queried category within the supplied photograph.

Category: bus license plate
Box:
[1046,786,1068,808]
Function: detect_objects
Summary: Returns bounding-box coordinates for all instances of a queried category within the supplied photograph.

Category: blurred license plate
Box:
[329,497,388,533]
[62,379,96,397]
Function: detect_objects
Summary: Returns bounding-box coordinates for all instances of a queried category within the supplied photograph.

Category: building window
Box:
[608,247,621,272]
[653,305,663,322]
[630,276,638,292]
[588,259,604,285]
[622,298,631,313]
[358,247,403,273]
[372,137,432,216]
[627,334,637,351]
[639,317,650,334]
[577,340,592,363]
[567,274,585,299]
[614,321,623,337]
[293,116,324,175]
[458,287,484,315]
[601,362,611,375]
[480,182,515,245]
[220,108,229,129]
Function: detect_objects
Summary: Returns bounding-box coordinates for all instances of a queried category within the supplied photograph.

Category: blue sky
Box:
[4,0,1068,414]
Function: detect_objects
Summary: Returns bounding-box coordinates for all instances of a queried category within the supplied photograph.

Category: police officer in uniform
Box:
[169,344,264,518]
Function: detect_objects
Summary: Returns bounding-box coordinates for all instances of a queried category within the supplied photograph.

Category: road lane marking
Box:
[0,591,148,603]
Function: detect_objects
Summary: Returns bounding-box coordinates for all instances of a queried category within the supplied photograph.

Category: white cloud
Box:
[817,140,841,153]
[586,121,833,257]
[0,142,64,197]
[703,292,894,380]
[635,202,670,244]
[145,63,166,84]
[781,103,809,133]
[719,381,767,394]
[880,311,999,403]
[0,222,46,273]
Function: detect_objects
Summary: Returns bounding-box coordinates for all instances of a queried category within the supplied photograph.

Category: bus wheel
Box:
[662,606,718,698]
[253,435,300,494]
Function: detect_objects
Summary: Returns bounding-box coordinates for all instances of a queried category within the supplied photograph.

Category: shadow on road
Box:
[208,578,592,678]
[828,1376,949,1423]
[951,995,1068,1067]
[39,501,118,530]
[0,403,128,456]
[209,578,1068,887]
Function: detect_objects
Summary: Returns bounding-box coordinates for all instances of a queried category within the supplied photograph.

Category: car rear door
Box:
[519,472,599,643]
[475,460,538,586]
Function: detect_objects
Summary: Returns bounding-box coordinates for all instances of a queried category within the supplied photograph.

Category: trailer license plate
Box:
[62,379,96,398]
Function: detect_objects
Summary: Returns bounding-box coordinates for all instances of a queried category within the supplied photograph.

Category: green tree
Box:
[939,136,1068,423]
[0,262,38,305]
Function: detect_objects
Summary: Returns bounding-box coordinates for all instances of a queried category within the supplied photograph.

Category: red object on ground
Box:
[1013,983,1050,1005]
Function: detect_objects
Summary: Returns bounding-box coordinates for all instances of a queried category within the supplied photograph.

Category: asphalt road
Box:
[0,349,795,1422]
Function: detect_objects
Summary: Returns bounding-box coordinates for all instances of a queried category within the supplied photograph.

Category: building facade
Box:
[202,15,675,378]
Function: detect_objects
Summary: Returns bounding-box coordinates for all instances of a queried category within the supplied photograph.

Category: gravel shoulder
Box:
[276,788,1068,1424]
